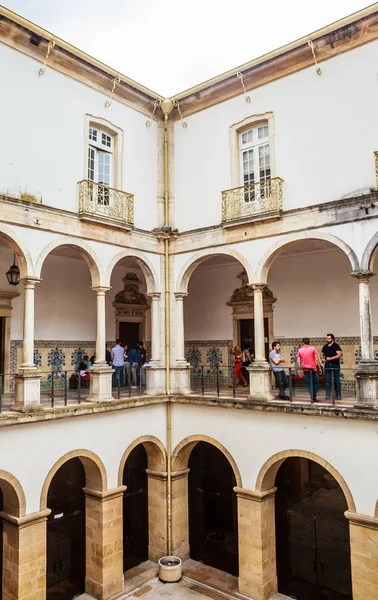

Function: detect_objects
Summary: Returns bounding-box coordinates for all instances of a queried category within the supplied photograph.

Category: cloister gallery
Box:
[0,3,378,600]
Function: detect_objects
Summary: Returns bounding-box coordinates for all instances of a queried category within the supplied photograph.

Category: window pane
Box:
[98,152,111,185]
[101,133,112,148]
[259,144,270,182]
[89,128,97,142]
[88,147,95,181]
[258,125,269,139]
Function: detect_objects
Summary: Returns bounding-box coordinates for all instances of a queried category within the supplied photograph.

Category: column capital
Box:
[83,485,126,501]
[92,285,111,293]
[0,508,51,528]
[351,270,375,282]
[175,292,188,299]
[252,283,267,292]
[147,292,161,299]
[345,511,378,530]
[233,486,277,502]
[20,277,41,287]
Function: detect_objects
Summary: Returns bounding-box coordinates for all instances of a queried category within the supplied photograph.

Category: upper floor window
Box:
[239,123,270,201]
[87,126,114,188]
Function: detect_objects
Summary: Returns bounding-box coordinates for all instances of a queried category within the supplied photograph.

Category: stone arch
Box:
[256,231,360,283]
[256,449,356,512]
[34,236,102,287]
[361,232,378,271]
[105,249,159,293]
[0,223,34,280]
[176,248,254,294]
[172,435,242,487]
[118,435,167,484]
[40,449,108,510]
[0,469,26,517]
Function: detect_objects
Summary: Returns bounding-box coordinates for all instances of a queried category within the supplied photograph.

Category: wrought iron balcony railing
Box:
[221,177,283,224]
[78,180,134,226]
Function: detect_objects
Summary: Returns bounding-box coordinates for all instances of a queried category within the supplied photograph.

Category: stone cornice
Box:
[234,486,277,502]
[83,485,126,501]
[0,508,51,527]
[0,8,163,118]
[172,7,378,118]
[171,192,378,254]
[345,511,378,529]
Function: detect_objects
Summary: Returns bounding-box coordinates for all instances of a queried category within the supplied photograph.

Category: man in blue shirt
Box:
[127,346,141,388]
[112,339,124,388]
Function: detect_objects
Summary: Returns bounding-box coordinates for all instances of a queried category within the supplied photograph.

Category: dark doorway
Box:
[275,458,352,600]
[188,442,238,575]
[0,487,3,600]
[119,322,140,348]
[0,317,5,374]
[46,458,86,600]
[239,318,269,359]
[122,444,148,572]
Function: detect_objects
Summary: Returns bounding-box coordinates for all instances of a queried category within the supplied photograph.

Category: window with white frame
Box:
[88,126,114,204]
[239,123,270,202]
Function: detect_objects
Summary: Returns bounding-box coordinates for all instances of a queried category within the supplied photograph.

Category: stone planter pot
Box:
[158,556,182,582]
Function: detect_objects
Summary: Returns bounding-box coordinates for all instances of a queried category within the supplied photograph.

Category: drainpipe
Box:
[160,98,174,556]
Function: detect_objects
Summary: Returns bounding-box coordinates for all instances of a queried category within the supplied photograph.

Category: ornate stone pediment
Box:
[227,270,275,309]
[113,272,147,309]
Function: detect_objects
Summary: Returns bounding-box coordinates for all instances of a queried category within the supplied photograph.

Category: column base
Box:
[14,369,42,410]
[355,360,378,407]
[87,364,114,403]
[247,362,274,401]
[144,363,166,395]
[170,363,192,395]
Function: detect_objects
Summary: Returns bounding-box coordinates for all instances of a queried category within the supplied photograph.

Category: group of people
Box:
[107,340,147,388]
[270,334,342,402]
[230,334,343,402]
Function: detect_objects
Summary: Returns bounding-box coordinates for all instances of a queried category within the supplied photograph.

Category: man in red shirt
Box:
[297,338,322,402]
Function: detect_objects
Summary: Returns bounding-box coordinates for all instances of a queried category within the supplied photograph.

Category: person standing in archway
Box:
[321,333,343,401]
[270,341,289,399]
[297,338,322,402]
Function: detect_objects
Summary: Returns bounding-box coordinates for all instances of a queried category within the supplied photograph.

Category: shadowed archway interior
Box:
[188,441,238,576]
[275,457,352,600]
[122,444,148,572]
[46,458,86,600]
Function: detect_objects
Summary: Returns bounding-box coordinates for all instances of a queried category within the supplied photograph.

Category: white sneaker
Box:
[131,385,137,388]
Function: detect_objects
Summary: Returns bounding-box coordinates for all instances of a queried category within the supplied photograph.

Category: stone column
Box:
[171,468,190,560]
[84,486,125,600]
[144,293,166,395]
[15,278,42,409]
[88,286,114,403]
[345,511,378,600]
[1,508,50,600]
[248,284,273,401]
[234,486,277,600]
[170,293,191,395]
[146,469,167,561]
[352,271,378,406]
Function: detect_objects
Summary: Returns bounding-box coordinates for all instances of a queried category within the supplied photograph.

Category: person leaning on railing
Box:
[269,341,289,400]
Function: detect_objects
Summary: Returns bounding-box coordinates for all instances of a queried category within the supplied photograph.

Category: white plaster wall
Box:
[184,263,240,340]
[171,403,378,516]
[174,40,378,231]
[0,44,158,230]
[0,403,167,513]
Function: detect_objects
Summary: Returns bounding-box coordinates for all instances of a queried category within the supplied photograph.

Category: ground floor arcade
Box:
[0,401,377,600]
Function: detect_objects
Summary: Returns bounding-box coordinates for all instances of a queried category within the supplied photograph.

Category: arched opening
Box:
[259,238,361,403]
[181,254,257,396]
[36,244,98,404]
[122,444,148,571]
[275,457,352,600]
[46,458,86,600]
[188,441,238,575]
[107,257,152,393]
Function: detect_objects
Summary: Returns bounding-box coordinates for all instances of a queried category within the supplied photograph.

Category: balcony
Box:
[78,180,134,227]
[221,177,283,225]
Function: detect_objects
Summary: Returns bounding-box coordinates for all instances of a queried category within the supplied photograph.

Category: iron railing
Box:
[78,179,134,226]
[221,177,283,223]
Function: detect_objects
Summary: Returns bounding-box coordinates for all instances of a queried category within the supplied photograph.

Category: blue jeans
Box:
[304,370,319,401]
[325,365,341,399]
[112,365,124,388]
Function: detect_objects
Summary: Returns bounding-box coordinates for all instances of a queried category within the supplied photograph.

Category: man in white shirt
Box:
[112,339,125,388]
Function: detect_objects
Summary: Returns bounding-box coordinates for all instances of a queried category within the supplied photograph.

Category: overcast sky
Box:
[2,0,372,96]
